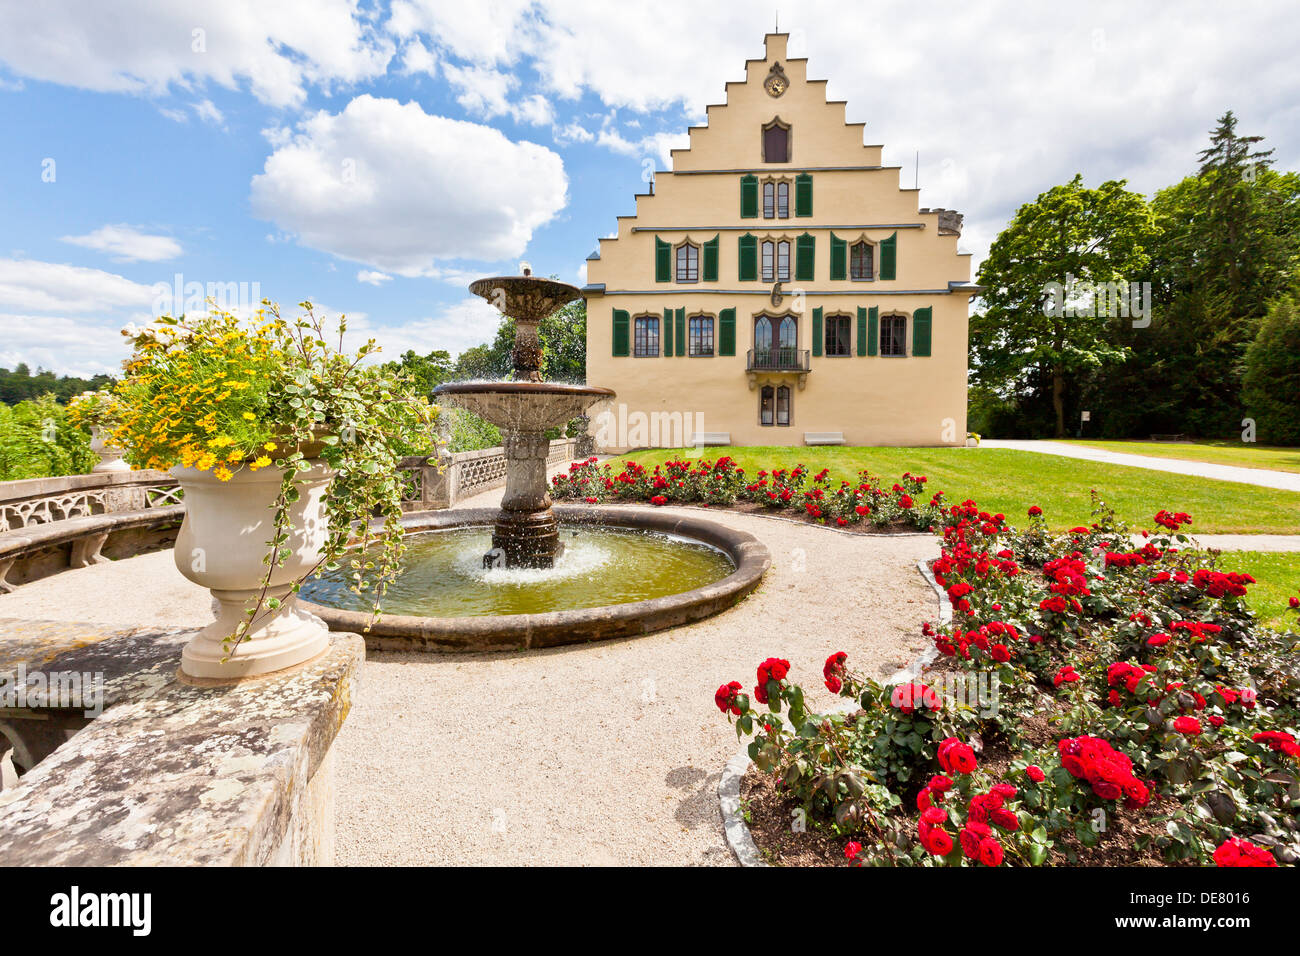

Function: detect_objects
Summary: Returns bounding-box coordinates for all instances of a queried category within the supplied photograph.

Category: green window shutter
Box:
[795,173,813,217]
[856,307,867,356]
[719,308,736,356]
[812,307,823,358]
[675,308,686,357]
[738,233,758,281]
[740,175,758,218]
[612,309,630,356]
[879,232,897,280]
[655,237,672,282]
[913,306,932,357]
[662,307,673,356]
[830,233,847,280]
[867,306,879,356]
[795,233,815,282]
[703,234,719,281]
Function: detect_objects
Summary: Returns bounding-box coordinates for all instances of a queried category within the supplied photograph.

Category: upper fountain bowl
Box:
[468,275,583,324]
[433,381,614,432]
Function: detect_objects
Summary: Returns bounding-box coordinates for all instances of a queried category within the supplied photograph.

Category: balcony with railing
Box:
[746,347,810,372]
[745,347,811,390]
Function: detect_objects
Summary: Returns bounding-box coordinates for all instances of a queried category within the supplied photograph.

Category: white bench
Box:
[691,432,732,447]
[803,432,846,446]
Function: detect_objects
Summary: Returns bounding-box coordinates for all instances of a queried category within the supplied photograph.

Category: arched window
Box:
[633,314,660,356]
[763,182,775,218]
[880,313,907,356]
[776,385,791,426]
[850,241,874,280]
[760,385,775,426]
[675,242,699,282]
[754,315,773,354]
[762,119,791,163]
[778,315,797,350]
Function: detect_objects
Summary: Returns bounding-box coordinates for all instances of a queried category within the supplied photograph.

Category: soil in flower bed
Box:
[739,763,1182,867]
[739,768,872,866]
[737,689,1189,867]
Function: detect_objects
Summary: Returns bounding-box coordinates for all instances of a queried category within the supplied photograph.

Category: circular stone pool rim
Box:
[299,504,771,652]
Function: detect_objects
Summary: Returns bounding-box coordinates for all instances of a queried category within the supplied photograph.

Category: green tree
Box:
[972,175,1157,437]
[1082,113,1300,439]
[382,349,455,400]
[1242,278,1300,446]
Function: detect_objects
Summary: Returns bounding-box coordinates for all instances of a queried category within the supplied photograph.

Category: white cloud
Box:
[310,296,504,360]
[60,224,183,263]
[357,269,392,285]
[0,313,133,377]
[0,0,393,108]
[193,98,224,126]
[553,121,595,146]
[249,94,568,276]
[0,258,158,312]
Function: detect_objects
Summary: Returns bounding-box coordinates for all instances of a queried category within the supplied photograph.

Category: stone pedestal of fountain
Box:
[434,270,614,569]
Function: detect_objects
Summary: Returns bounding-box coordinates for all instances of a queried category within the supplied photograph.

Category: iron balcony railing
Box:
[746,348,810,372]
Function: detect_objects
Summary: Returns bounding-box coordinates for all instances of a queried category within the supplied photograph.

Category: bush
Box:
[1243,283,1300,446]
[0,394,96,480]
[551,457,946,530]
[717,492,1299,867]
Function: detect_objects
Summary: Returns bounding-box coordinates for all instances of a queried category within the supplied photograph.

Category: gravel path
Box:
[0,500,941,865]
[981,439,1300,493]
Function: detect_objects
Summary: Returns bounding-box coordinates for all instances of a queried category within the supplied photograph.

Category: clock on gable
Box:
[764,62,788,98]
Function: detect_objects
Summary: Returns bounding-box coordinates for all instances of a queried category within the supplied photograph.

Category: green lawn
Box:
[1063,439,1300,474]
[614,446,1300,534]
[1216,551,1300,631]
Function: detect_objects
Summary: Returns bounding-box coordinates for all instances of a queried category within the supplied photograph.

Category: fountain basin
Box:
[298,505,771,651]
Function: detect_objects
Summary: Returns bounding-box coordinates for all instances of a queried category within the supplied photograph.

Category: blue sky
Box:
[1,0,1296,377]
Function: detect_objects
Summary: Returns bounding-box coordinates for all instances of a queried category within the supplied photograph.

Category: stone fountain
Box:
[434,269,614,569]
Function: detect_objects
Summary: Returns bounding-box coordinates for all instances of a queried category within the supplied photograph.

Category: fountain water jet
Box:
[433,269,614,569]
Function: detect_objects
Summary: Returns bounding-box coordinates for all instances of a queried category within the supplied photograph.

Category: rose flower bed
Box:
[551,456,941,531]
[713,491,1299,867]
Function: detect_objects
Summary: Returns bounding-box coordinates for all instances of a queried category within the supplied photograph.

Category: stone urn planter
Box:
[89,426,130,473]
[171,458,334,679]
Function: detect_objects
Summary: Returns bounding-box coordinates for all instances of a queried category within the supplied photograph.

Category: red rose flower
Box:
[714,681,743,716]
[1213,837,1276,867]
[1173,716,1201,735]
[1025,765,1046,783]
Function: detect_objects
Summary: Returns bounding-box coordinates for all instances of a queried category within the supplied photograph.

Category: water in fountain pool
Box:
[301,525,734,617]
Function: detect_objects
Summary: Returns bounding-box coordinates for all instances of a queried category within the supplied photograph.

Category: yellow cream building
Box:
[583,33,976,450]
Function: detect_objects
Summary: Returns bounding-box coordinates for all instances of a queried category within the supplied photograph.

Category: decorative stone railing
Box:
[0,471,185,592]
[0,470,181,533]
[397,437,577,511]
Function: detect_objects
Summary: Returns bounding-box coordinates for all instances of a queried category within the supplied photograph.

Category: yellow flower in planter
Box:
[213,466,233,482]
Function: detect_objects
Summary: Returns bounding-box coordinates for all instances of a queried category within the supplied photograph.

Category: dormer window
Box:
[675,241,699,282]
[762,119,791,163]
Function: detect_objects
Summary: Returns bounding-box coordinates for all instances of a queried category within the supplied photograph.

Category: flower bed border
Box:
[718,558,951,867]
[301,504,771,652]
